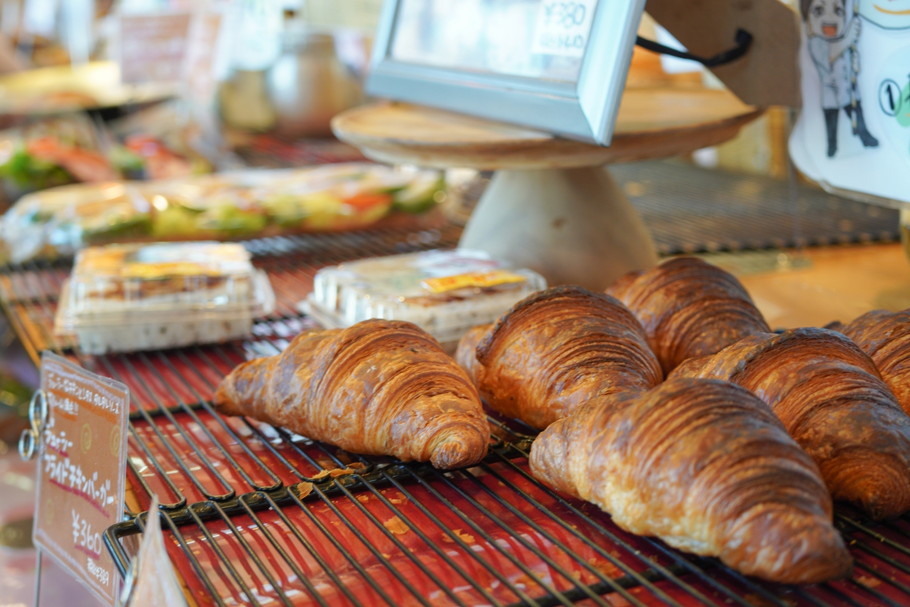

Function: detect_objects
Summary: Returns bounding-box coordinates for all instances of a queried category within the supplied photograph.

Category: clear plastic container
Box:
[55,242,275,354]
[301,249,547,349]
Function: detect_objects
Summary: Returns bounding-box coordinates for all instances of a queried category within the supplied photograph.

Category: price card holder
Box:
[22,352,130,606]
[367,0,647,146]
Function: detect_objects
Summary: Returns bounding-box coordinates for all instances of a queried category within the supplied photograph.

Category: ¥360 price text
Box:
[71,509,103,560]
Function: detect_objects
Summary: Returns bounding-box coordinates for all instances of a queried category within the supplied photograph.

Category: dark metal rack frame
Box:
[2,223,910,606]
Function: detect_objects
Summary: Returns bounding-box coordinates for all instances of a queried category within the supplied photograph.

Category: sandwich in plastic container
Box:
[302,249,547,350]
[55,241,274,354]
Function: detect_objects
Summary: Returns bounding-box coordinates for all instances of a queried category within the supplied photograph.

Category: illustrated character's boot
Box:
[824,108,839,157]
[845,101,879,148]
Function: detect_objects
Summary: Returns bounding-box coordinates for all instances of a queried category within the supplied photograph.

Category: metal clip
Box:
[18,390,47,461]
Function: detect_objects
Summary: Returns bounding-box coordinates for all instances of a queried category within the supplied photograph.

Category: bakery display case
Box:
[1,1,910,606]
[3,164,909,606]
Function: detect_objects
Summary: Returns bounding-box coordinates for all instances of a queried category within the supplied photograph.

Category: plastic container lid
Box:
[301,249,547,347]
[55,242,274,353]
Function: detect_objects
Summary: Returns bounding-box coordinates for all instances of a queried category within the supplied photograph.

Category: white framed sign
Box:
[365,0,647,146]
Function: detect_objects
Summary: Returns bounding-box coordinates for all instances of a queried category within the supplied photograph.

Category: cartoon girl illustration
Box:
[800,0,879,157]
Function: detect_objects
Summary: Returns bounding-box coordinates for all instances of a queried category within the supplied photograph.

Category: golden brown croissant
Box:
[455,285,662,429]
[839,309,910,416]
[671,327,910,519]
[530,377,852,584]
[213,319,490,469]
[454,323,492,385]
[607,256,771,374]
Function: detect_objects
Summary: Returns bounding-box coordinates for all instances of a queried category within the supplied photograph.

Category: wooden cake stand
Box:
[332,88,762,291]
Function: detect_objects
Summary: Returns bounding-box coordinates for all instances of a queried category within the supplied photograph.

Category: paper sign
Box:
[32,352,130,606]
[118,12,192,84]
[531,0,598,58]
[789,0,910,204]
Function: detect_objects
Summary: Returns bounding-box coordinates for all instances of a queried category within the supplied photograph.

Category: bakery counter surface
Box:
[2,239,910,606]
[730,243,910,329]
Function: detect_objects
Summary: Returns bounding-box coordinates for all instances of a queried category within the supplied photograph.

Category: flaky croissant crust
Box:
[214,319,490,469]
[462,285,661,429]
[608,256,771,374]
[841,308,910,416]
[671,327,910,519]
[530,377,852,584]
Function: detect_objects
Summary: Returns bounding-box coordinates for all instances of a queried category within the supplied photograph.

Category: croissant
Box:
[213,319,490,469]
[530,377,852,584]
[839,309,910,416]
[607,256,771,374]
[454,323,492,386]
[671,327,910,519]
[456,285,662,429]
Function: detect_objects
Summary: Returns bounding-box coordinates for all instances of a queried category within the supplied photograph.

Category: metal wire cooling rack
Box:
[3,220,910,605]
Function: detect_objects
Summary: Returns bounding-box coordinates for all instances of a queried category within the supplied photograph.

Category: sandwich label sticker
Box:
[422,270,527,293]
